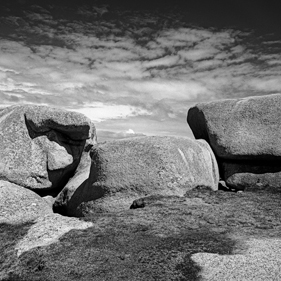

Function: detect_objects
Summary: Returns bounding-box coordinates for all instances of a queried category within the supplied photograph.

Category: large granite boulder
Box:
[54,136,219,215]
[187,94,281,190]
[187,94,281,160]
[0,180,53,224]
[0,104,96,191]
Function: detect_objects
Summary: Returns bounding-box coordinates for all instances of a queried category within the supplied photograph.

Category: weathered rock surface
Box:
[187,94,281,190]
[192,238,281,281]
[222,161,281,191]
[0,104,96,190]
[56,136,219,215]
[187,93,281,160]
[0,180,52,224]
[15,213,93,256]
[53,140,95,216]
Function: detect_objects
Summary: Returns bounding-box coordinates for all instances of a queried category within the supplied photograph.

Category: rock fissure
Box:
[0,105,97,217]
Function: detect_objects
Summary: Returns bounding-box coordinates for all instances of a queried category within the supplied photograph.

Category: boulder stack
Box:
[0,103,220,219]
[187,93,281,190]
[0,104,96,191]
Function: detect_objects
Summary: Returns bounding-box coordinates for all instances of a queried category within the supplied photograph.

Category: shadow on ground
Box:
[2,187,281,281]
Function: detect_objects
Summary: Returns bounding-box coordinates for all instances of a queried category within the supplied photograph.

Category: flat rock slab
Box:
[192,237,281,280]
[0,104,96,190]
[187,93,281,160]
[15,213,93,256]
[0,180,53,224]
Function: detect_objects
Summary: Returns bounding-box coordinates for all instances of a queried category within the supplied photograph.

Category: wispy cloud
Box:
[70,102,152,122]
[97,128,146,142]
[0,2,281,139]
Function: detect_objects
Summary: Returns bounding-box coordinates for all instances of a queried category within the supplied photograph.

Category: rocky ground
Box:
[1,186,281,281]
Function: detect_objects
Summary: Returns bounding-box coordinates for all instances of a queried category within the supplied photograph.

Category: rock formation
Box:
[53,139,94,216]
[0,104,96,191]
[0,103,221,219]
[54,136,219,215]
[187,93,281,190]
[2,99,281,280]
[0,180,53,224]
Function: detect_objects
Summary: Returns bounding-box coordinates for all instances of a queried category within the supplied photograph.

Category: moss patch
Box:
[0,222,34,280]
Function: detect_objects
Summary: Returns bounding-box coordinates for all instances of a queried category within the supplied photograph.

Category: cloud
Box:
[0,2,281,140]
[69,102,152,122]
[126,129,135,134]
[142,55,180,68]
[124,79,210,101]
[178,48,218,61]
[246,77,281,92]
[262,40,281,45]
[97,129,146,142]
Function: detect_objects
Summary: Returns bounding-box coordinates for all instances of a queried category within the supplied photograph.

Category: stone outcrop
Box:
[0,180,53,224]
[54,136,219,215]
[187,94,281,190]
[0,104,96,191]
[187,94,281,160]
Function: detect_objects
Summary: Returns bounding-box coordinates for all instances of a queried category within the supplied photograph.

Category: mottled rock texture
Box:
[15,213,93,257]
[55,136,219,215]
[0,180,53,224]
[0,104,96,191]
[187,94,281,190]
[192,238,281,281]
[187,94,281,160]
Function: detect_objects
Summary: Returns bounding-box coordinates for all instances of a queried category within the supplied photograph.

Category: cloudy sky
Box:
[0,0,281,141]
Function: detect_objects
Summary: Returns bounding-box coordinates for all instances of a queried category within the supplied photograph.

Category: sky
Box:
[0,0,281,142]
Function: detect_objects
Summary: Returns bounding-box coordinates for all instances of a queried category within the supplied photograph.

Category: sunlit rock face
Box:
[54,136,219,216]
[187,93,281,191]
[0,104,96,191]
[0,180,53,224]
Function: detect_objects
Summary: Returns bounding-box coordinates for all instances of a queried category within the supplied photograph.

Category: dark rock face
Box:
[54,136,219,216]
[222,161,281,191]
[187,94,281,190]
[53,139,96,216]
[0,104,96,191]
